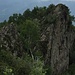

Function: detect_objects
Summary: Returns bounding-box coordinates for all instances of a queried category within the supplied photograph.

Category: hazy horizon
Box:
[0,0,75,22]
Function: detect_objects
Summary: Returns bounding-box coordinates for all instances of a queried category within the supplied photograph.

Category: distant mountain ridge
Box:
[0,1,75,22]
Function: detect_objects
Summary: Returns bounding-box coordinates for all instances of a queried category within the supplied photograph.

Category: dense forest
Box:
[0,4,75,75]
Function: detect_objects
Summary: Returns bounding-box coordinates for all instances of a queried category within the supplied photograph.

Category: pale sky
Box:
[0,0,75,22]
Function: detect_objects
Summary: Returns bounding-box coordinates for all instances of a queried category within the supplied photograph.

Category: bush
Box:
[0,48,46,75]
[3,67,14,75]
[0,50,32,75]
[62,64,75,75]
[30,60,46,75]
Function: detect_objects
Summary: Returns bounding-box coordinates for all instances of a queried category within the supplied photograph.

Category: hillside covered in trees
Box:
[0,4,75,75]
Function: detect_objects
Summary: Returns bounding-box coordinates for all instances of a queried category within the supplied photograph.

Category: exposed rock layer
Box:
[40,4,75,75]
[0,24,24,56]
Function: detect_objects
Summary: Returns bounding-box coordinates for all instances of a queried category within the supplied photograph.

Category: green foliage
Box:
[69,64,75,75]
[70,39,75,64]
[18,19,40,58]
[31,6,39,19]
[3,67,14,75]
[62,64,75,75]
[0,50,31,75]
[70,15,75,22]
[8,13,19,23]
[46,4,55,14]
[23,9,32,20]
[45,67,51,75]
[30,60,46,75]
[0,50,46,75]
[37,7,46,19]
[47,14,56,24]
[0,20,8,29]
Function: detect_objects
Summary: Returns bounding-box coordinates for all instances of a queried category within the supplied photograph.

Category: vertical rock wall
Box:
[40,4,75,75]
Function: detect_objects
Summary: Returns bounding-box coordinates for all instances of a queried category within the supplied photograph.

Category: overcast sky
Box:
[0,0,75,22]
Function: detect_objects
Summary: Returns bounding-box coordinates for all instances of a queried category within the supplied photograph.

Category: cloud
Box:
[0,8,8,14]
[61,0,75,1]
[34,0,50,2]
[40,0,50,1]
[2,9,7,12]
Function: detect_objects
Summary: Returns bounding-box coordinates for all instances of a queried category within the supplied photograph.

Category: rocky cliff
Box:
[0,23,24,56]
[40,4,75,75]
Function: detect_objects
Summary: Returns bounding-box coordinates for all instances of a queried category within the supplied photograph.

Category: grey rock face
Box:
[0,24,24,56]
[40,4,75,75]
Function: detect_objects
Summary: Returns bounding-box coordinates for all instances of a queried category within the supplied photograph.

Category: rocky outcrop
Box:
[0,4,75,75]
[40,4,75,75]
[0,23,24,56]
